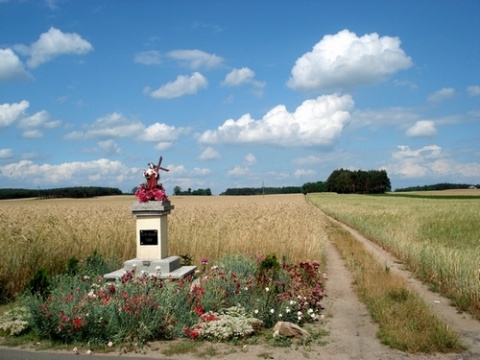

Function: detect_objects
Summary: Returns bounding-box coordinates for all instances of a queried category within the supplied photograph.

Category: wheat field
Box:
[0,194,327,301]
[308,192,480,318]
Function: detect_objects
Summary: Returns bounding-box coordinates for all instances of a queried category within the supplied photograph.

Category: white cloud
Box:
[98,139,122,154]
[18,110,61,137]
[0,48,29,80]
[427,87,455,103]
[0,148,13,159]
[23,27,93,68]
[192,167,211,176]
[385,145,480,180]
[198,94,354,147]
[223,67,255,86]
[0,100,29,128]
[0,158,128,186]
[134,50,161,65]
[406,120,437,137]
[467,85,480,97]
[294,155,322,164]
[227,165,250,177]
[199,147,220,160]
[167,49,223,69]
[149,72,208,99]
[22,129,43,138]
[245,153,257,164]
[140,122,188,142]
[287,29,412,92]
[294,169,316,178]
[66,112,144,139]
[154,142,174,151]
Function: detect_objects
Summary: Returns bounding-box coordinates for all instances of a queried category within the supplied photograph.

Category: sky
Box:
[1,0,479,195]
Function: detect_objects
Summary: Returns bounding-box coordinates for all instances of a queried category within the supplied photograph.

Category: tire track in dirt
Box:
[320,210,480,360]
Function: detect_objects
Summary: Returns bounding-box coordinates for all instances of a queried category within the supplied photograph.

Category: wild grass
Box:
[324,219,463,352]
[308,193,480,320]
[0,194,326,302]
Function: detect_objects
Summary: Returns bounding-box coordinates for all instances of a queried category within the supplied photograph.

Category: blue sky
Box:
[1,0,479,194]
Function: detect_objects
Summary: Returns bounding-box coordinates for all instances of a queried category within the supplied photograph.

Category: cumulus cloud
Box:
[0,158,128,186]
[198,94,354,147]
[227,165,251,177]
[0,148,13,159]
[140,122,189,142]
[98,139,122,154]
[192,167,211,176]
[18,110,61,138]
[19,27,93,68]
[427,87,455,103]
[406,120,437,137]
[134,50,161,65]
[199,147,221,160]
[149,72,208,99]
[385,145,480,180]
[294,169,316,178]
[65,112,144,139]
[223,67,255,86]
[287,29,412,92]
[167,49,223,69]
[467,85,480,97]
[245,153,257,165]
[0,100,29,128]
[0,48,29,80]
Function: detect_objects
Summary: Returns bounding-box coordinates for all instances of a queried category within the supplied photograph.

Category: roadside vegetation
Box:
[308,191,480,320]
[322,218,463,352]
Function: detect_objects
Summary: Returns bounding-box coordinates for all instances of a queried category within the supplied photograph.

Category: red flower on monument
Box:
[135,155,170,203]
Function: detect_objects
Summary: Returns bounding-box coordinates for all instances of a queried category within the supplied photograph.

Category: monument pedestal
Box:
[104,200,196,281]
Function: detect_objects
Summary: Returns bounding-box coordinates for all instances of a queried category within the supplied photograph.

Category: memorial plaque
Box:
[140,230,158,245]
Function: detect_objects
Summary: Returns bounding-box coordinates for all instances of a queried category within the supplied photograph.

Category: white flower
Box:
[254,309,259,314]
[286,307,291,313]
[86,349,92,355]
[307,308,313,314]
[289,300,296,305]
[270,309,275,314]
[297,311,302,316]
[244,287,249,291]
[107,341,113,347]
[265,287,270,292]
[279,313,283,318]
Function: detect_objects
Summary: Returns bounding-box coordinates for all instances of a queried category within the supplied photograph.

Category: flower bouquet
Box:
[134,183,168,203]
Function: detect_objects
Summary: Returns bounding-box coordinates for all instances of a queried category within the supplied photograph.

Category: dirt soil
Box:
[2,210,479,360]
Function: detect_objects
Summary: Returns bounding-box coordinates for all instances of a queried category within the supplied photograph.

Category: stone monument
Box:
[104,156,196,281]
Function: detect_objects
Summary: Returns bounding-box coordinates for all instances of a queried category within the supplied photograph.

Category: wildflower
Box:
[254,309,259,314]
[72,347,79,354]
[270,309,275,314]
[279,313,283,318]
[286,307,291,313]
[200,257,208,265]
[86,349,92,355]
[107,341,113,347]
[265,287,270,292]
[244,287,249,291]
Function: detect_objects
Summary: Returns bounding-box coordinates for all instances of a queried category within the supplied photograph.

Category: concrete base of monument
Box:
[104,255,197,281]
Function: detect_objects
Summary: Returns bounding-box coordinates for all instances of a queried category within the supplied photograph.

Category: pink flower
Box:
[200,257,208,265]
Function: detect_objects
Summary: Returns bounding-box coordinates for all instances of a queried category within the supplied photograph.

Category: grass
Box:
[308,192,480,320]
[323,218,464,353]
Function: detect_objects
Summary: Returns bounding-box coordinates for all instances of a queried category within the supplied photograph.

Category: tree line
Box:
[325,169,391,194]
[394,183,478,192]
[0,187,122,200]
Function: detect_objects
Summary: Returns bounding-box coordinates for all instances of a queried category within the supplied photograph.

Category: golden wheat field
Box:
[0,194,327,301]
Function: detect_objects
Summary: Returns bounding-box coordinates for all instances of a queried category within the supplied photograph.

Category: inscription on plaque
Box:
[140,230,158,245]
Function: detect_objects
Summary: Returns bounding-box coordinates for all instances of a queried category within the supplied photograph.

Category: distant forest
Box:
[394,183,478,192]
[1,178,477,200]
[0,186,122,200]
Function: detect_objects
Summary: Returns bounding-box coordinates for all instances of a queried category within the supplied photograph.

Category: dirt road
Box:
[1,210,479,360]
